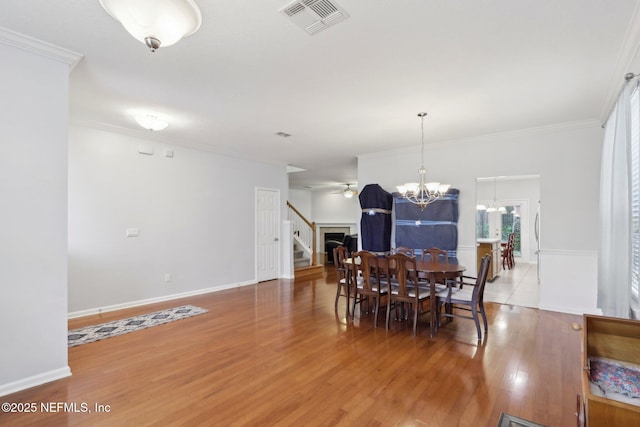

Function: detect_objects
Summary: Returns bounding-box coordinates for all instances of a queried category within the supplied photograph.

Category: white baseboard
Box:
[68,280,255,319]
[0,366,71,397]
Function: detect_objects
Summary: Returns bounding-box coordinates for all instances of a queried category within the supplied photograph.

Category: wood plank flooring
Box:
[0,267,583,426]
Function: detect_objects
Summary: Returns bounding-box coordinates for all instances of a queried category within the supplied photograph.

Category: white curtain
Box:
[598,83,633,317]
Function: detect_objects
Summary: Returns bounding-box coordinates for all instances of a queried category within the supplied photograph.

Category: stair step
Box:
[294,258,311,268]
[294,264,324,280]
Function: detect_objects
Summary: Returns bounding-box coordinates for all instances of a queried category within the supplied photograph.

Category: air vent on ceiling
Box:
[280,0,349,35]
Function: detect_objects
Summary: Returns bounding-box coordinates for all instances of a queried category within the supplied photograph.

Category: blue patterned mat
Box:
[68,305,208,347]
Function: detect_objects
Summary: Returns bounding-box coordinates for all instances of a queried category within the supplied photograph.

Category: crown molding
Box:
[69,118,288,168]
[0,26,83,70]
[358,119,602,160]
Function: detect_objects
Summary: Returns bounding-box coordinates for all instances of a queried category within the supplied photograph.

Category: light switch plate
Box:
[126,228,139,237]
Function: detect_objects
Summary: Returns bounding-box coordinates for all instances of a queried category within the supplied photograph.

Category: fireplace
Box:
[319,226,351,264]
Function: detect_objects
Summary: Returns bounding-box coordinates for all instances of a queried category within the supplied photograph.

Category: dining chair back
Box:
[333,245,350,314]
[385,253,431,335]
[393,246,414,256]
[350,250,389,326]
[419,247,449,283]
[436,254,491,341]
[421,247,448,263]
[502,232,515,270]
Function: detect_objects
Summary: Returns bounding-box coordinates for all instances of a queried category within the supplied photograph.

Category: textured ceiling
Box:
[1,0,638,192]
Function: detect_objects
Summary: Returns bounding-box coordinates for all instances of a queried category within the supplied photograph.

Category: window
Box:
[631,87,640,301]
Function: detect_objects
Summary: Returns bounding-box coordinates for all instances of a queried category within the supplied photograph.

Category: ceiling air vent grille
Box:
[280,0,349,35]
[303,0,338,19]
[283,3,305,17]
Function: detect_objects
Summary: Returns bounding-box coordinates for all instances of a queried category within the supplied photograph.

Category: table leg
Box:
[430,272,436,337]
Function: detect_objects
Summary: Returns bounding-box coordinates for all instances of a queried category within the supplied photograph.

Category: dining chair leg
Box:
[471,305,482,341]
[345,284,350,319]
[412,302,419,336]
[373,297,378,327]
[351,291,357,321]
[385,301,392,329]
[480,302,488,333]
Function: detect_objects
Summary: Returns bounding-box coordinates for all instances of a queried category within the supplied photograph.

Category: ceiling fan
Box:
[332,184,358,198]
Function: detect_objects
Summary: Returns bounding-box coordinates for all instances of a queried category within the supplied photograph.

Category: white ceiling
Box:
[1,0,638,192]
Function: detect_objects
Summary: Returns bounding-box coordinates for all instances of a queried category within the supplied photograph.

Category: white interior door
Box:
[256,188,280,282]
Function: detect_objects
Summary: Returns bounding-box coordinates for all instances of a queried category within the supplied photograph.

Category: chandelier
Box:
[396,112,450,210]
[99,0,202,52]
[479,177,506,213]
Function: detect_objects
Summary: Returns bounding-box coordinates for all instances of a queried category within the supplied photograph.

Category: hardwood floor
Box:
[1,267,582,426]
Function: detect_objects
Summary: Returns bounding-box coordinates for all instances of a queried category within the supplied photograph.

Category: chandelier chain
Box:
[396,112,450,210]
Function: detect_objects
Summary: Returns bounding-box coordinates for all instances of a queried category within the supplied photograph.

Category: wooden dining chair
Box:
[502,233,515,270]
[385,253,431,336]
[333,245,350,315]
[418,247,449,284]
[420,247,448,263]
[435,254,491,341]
[393,246,414,256]
[350,250,389,326]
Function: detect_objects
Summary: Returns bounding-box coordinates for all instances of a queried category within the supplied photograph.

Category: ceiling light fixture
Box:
[99,0,202,52]
[396,112,450,210]
[485,177,506,213]
[343,184,356,199]
[135,114,168,131]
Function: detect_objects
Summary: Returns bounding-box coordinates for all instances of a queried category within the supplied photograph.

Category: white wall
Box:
[358,121,602,314]
[288,189,312,219]
[0,39,78,395]
[68,126,288,314]
[312,191,361,224]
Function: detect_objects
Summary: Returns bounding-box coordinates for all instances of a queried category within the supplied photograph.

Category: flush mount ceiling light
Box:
[99,0,202,52]
[396,112,450,210]
[135,114,168,131]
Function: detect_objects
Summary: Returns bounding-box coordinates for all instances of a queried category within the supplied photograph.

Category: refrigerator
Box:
[535,200,541,283]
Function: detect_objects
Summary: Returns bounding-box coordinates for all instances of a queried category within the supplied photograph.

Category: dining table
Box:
[343,256,466,337]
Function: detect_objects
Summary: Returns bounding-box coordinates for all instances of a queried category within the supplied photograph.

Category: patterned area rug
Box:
[68,304,208,347]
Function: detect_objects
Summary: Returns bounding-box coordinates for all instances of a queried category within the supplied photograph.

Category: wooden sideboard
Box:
[579,314,640,426]
[477,238,500,281]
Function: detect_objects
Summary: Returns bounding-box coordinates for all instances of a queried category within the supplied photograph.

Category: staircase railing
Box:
[287,201,316,266]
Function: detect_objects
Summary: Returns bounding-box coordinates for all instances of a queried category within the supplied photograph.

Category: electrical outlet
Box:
[164,273,172,283]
